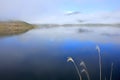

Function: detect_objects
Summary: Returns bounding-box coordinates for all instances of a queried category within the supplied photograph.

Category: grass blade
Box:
[81,69,90,80]
[96,45,102,80]
[67,57,82,80]
[80,61,87,70]
[110,62,114,80]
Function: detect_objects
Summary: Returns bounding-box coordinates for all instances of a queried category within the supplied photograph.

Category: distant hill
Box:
[0,21,35,36]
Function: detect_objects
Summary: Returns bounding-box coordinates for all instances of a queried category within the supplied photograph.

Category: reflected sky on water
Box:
[0,26,120,80]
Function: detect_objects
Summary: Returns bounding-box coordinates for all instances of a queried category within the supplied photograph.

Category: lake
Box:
[0,26,120,80]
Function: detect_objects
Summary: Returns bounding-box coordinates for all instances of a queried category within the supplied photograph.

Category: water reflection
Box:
[18,26,120,43]
[0,26,120,80]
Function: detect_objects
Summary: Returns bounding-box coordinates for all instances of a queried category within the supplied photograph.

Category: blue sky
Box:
[0,0,120,24]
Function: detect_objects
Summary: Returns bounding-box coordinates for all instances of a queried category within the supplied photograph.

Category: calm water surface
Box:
[0,26,120,80]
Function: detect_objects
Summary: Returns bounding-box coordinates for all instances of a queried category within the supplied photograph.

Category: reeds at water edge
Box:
[67,45,114,80]
[96,45,102,80]
[80,61,90,80]
[110,63,114,80]
[80,61,87,70]
[81,69,90,80]
[67,57,82,80]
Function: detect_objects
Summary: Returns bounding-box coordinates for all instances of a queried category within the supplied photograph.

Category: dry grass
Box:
[81,69,90,80]
[0,21,35,36]
[67,45,114,80]
[110,63,114,80]
[67,57,82,80]
[80,61,90,80]
[96,45,102,80]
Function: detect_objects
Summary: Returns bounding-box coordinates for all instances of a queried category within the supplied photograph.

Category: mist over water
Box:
[0,26,120,80]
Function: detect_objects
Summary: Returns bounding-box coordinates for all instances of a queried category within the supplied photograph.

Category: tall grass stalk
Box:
[67,46,115,80]
[80,61,87,70]
[96,45,102,80]
[67,57,82,80]
[110,62,114,80]
[80,61,90,80]
[81,69,90,80]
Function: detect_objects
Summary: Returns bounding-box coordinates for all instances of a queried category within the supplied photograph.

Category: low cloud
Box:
[0,0,120,24]
[64,11,80,16]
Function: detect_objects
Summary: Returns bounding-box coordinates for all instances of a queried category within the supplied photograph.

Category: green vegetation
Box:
[0,21,35,36]
[67,45,114,80]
